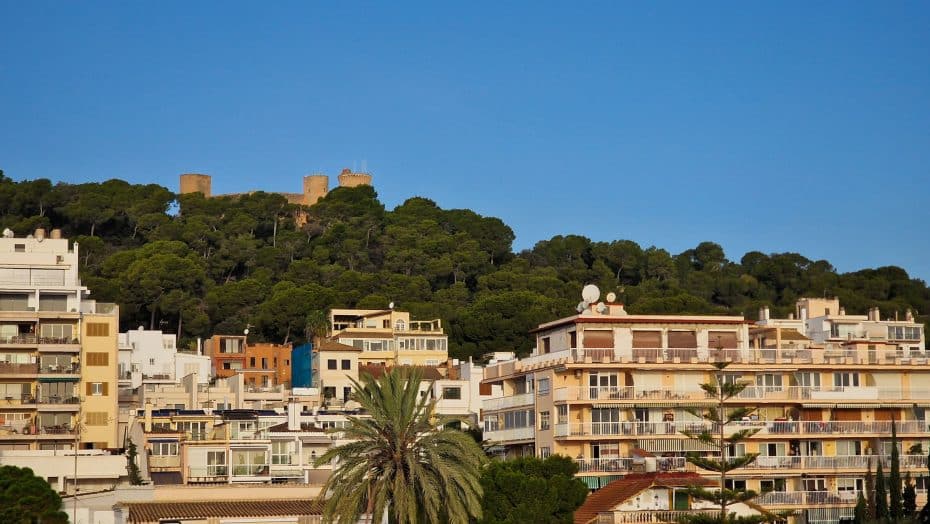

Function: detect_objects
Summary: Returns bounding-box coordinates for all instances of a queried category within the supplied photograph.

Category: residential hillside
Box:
[1,171,927,360]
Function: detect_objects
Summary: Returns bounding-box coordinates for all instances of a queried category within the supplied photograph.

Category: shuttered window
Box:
[583,330,614,349]
[632,331,661,349]
[833,410,862,422]
[86,323,109,337]
[874,409,897,421]
[85,352,109,366]
[708,331,738,349]
[668,331,697,348]
[85,412,109,426]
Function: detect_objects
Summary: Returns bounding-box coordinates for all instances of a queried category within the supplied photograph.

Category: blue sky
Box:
[2,2,928,280]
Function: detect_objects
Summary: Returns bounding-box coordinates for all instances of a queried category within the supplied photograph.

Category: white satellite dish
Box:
[576,301,587,313]
[243,328,250,335]
[582,284,600,304]
[1,228,12,238]
[596,302,607,314]
[388,302,395,309]
[606,292,617,303]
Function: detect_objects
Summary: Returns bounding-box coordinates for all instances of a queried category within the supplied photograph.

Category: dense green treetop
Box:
[0,171,927,360]
[0,465,68,524]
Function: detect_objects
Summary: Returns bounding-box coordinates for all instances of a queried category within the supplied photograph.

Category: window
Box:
[327,359,337,370]
[442,386,462,400]
[667,330,697,348]
[836,440,862,456]
[802,478,827,492]
[557,405,568,424]
[795,372,821,388]
[85,412,108,426]
[725,479,747,491]
[14,244,25,252]
[207,450,227,476]
[148,358,155,366]
[537,378,550,395]
[232,450,267,476]
[889,326,922,340]
[708,331,738,349]
[632,330,661,349]
[833,372,860,388]
[539,411,550,430]
[222,361,241,370]
[756,374,783,391]
[220,338,243,354]
[837,478,864,493]
[38,295,68,312]
[272,441,291,465]
[761,443,786,456]
[323,387,335,399]
[341,359,350,370]
[569,331,577,348]
[40,324,73,341]
[151,441,179,456]
[582,330,614,349]
[86,323,109,337]
[541,337,551,354]
[539,447,551,458]
[484,414,499,432]
[85,352,109,366]
[261,358,267,369]
[86,382,106,396]
[760,479,786,492]
[273,358,277,367]
[250,357,256,367]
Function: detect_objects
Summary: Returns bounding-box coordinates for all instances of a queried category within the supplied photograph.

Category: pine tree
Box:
[876,459,888,519]
[890,419,902,520]
[679,362,780,524]
[125,438,143,485]
[854,492,867,524]
[903,472,917,518]
[865,457,876,520]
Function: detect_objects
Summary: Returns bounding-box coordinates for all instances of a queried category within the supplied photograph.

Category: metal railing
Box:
[0,335,38,345]
[756,490,857,506]
[38,364,80,374]
[574,457,687,473]
[598,510,719,524]
[745,454,927,470]
[554,385,930,403]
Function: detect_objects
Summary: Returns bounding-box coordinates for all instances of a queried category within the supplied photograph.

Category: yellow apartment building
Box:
[329,308,448,367]
[482,288,928,523]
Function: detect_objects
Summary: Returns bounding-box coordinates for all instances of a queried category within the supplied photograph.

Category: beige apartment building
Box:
[0,230,120,453]
[329,308,449,367]
[482,289,928,523]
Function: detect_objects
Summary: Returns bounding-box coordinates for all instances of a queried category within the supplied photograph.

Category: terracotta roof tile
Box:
[315,340,362,352]
[125,499,324,522]
[573,472,716,524]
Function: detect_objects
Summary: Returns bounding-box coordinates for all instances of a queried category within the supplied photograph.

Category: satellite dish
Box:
[388,302,395,309]
[243,328,250,335]
[596,302,607,314]
[582,284,600,304]
[576,301,587,313]
[606,292,617,303]
[1,228,12,238]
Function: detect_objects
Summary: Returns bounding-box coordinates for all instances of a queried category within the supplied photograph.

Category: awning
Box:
[37,377,79,383]
[639,438,717,452]
[633,402,713,408]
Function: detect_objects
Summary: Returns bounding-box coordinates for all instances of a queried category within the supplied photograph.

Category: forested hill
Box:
[1,172,927,360]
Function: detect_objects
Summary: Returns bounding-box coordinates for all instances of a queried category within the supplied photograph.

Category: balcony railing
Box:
[558,421,716,437]
[554,385,930,403]
[756,490,858,506]
[0,335,38,345]
[36,396,80,405]
[38,364,80,374]
[575,457,687,473]
[598,510,719,524]
[0,362,39,374]
[745,454,927,470]
[231,464,270,476]
[483,392,535,411]
[188,465,228,479]
[483,426,535,443]
[38,337,79,345]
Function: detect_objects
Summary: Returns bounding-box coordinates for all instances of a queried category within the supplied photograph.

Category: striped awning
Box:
[633,402,713,408]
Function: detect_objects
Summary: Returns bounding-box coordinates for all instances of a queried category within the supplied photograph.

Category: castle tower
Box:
[179,173,212,197]
[302,174,329,206]
[337,168,373,188]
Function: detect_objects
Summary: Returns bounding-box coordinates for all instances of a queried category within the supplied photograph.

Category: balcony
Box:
[148,455,181,471]
[231,464,270,477]
[597,510,718,524]
[0,362,38,375]
[744,454,927,471]
[756,490,857,507]
[187,465,228,482]
[0,396,35,407]
[553,385,930,404]
[483,426,535,443]
[557,421,715,438]
[483,392,535,412]
[0,334,38,346]
[38,363,80,375]
[575,457,687,473]
[36,396,80,410]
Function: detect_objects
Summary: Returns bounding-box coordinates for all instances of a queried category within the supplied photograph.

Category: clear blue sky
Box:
[2,2,928,281]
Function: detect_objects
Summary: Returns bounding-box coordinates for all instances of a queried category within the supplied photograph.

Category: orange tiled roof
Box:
[573,472,716,524]
[124,500,324,523]
[315,340,362,352]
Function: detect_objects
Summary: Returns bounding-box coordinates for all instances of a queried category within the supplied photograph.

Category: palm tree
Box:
[315,367,486,524]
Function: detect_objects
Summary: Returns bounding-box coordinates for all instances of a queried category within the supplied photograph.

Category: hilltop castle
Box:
[178,168,373,206]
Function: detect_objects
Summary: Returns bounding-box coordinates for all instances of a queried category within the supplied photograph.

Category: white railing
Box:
[483,426,535,443]
[483,392,535,411]
[598,510,718,524]
[554,385,930,403]
[575,457,687,473]
[745,454,927,470]
[559,421,715,437]
[756,490,857,506]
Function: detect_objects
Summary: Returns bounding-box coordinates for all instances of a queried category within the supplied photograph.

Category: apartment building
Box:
[0,230,119,452]
[204,336,292,388]
[329,308,449,366]
[482,288,929,523]
[129,403,338,486]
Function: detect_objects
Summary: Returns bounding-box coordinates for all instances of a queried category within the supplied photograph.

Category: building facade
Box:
[329,308,449,367]
[482,290,929,522]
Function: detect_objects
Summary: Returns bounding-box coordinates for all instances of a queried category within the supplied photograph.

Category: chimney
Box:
[287,398,301,431]
[788,313,795,320]
[906,309,914,322]
[35,228,46,241]
[800,307,808,321]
